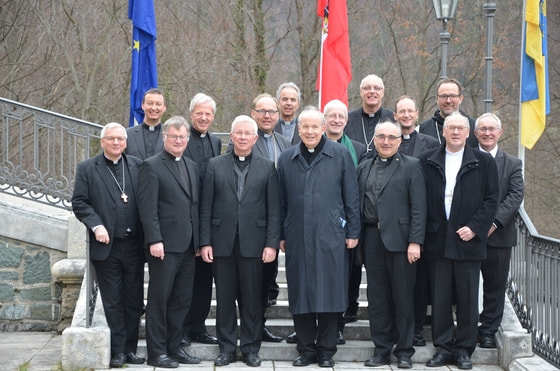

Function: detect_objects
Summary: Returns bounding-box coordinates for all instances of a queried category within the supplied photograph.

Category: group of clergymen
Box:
[71,74,524,370]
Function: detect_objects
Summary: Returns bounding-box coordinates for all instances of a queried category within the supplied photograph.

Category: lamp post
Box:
[432,0,459,79]
[483,1,497,112]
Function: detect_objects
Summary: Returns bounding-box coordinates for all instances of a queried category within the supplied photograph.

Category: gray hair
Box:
[475,112,502,130]
[298,106,324,125]
[374,121,402,137]
[189,93,216,114]
[230,115,258,134]
[323,99,348,118]
[443,111,469,128]
[162,116,190,135]
[101,122,127,139]
[276,82,301,101]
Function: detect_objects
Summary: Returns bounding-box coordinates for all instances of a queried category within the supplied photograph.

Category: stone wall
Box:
[0,237,66,331]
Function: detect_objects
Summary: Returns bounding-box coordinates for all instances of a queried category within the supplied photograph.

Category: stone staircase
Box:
[137,253,501,365]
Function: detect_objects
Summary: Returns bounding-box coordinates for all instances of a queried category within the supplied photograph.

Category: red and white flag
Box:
[317,0,352,111]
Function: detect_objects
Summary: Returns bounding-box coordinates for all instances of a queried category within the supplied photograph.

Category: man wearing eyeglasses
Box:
[138,116,201,368]
[344,74,395,152]
[249,93,291,342]
[418,78,478,148]
[419,112,499,370]
[72,123,146,368]
[474,113,524,350]
[357,121,427,369]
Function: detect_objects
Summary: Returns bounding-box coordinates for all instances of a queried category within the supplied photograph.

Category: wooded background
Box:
[1,0,558,238]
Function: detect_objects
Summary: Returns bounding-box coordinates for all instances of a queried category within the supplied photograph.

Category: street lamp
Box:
[483,1,497,112]
[432,0,459,79]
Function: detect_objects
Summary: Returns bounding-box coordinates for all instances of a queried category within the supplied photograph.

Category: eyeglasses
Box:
[102,136,126,142]
[361,85,384,92]
[437,94,461,100]
[232,131,255,138]
[326,113,346,120]
[253,109,278,116]
[374,134,401,141]
[165,134,188,141]
[475,126,500,133]
[444,125,468,132]
[396,109,417,115]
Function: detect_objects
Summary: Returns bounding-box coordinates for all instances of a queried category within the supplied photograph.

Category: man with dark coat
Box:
[138,116,201,368]
[125,88,166,160]
[72,122,145,368]
[358,121,427,369]
[344,74,394,153]
[474,113,524,349]
[278,107,360,368]
[199,115,281,367]
[181,92,222,347]
[420,112,499,370]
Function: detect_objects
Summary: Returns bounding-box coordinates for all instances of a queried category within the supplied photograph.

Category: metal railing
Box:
[0,97,103,209]
[509,207,560,368]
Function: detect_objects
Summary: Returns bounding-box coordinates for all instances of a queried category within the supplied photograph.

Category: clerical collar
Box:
[191,126,207,138]
[164,151,182,162]
[258,130,273,139]
[362,108,380,118]
[234,152,253,162]
[142,122,161,132]
[281,119,295,126]
[104,155,122,165]
[402,131,416,140]
[376,154,395,164]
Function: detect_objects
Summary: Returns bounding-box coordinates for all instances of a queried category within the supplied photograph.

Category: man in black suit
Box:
[199,115,281,367]
[125,88,166,160]
[72,122,145,368]
[393,95,440,347]
[474,113,524,349]
[181,93,222,346]
[358,121,427,369]
[274,82,301,145]
[250,93,291,342]
[420,112,499,370]
[418,78,478,148]
[344,74,394,153]
[138,116,201,368]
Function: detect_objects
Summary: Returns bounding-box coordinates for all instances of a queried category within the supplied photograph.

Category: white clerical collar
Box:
[200,133,206,138]
[403,134,410,140]
[238,156,246,161]
[263,133,273,138]
[307,148,315,153]
[175,157,182,162]
[149,125,155,131]
[479,145,498,158]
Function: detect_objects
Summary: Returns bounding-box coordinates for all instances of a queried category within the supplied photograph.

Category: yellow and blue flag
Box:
[128,0,158,127]
[520,0,548,150]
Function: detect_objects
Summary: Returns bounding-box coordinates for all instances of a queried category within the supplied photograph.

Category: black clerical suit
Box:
[345,107,394,152]
[479,148,524,338]
[200,152,280,356]
[357,153,427,360]
[182,127,222,341]
[72,153,144,357]
[419,145,499,359]
[125,123,164,160]
[138,150,199,358]
[419,110,478,149]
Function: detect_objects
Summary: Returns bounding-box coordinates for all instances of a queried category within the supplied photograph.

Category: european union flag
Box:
[128,0,158,127]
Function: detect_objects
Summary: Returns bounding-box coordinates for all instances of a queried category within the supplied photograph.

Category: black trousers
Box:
[479,246,512,336]
[261,256,278,323]
[91,236,144,356]
[183,256,213,338]
[214,237,263,355]
[144,248,195,358]
[293,312,338,359]
[430,258,480,357]
[413,257,431,333]
[363,225,416,359]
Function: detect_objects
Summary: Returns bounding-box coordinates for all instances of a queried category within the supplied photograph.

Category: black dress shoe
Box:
[293,354,317,366]
[262,326,283,342]
[124,352,145,364]
[364,354,390,367]
[413,331,426,346]
[181,335,191,346]
[426,352,454,367]
[479,334,497,348]
[318,356,334,367]
[286,331,297,344]
[343,312,358,323]
[215,352,237,366]
[337,330,346,344]
[109,353,126,368]
[456,354,473,370]
[397,356,413,369]
[192,332,218,344]
[147,354,179,368]
[170,348,201,364]
[243,352,262,367]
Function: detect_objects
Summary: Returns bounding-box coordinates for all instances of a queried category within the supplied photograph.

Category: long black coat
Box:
[419,145,499,261]
[277,140,361,314]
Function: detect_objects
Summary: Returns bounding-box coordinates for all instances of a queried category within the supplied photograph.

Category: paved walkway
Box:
[0,332,509,371]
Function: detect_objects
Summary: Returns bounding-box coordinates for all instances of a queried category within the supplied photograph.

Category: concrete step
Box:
[135,339,499,365]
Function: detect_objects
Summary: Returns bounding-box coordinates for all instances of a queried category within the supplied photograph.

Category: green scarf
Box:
[338,133,358,167]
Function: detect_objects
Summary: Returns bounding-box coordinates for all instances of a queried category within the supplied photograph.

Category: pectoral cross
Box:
[121,193,128,203]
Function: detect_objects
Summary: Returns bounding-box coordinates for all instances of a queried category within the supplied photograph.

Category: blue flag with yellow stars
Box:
[128,0,158,127]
